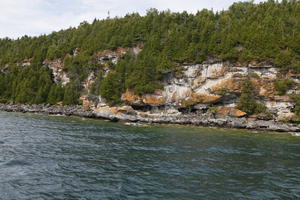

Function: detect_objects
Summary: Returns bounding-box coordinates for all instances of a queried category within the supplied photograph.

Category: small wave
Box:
[4,159,31,167]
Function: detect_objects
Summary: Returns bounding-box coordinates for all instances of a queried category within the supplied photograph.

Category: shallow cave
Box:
[151,105,167,113]
[131,105,152,112]
[220,93,239,105]
[178,107,198,114]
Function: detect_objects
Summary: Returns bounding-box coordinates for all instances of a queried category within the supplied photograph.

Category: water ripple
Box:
[0,112,299,200]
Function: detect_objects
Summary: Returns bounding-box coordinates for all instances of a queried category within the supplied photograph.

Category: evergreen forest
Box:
[0,0,300,105]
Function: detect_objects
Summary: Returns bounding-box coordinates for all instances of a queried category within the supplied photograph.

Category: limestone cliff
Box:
[80,61,297,122]
[40,46,300,130]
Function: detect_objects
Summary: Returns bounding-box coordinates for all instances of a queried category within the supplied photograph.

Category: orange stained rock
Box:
[210,65,227,79]
[192,77,207,89]
[94,106,114,113]
[143,95,166,105]
[82,100,92,111]
[80,95,94,111]
[277,113,295,121]
[251,78,276,98]
[217,107,247,117]
[188,93,221,103]
[122,89,165,105]
[93,106,132,115]
[122,89,142,105]
[211,77,245,93]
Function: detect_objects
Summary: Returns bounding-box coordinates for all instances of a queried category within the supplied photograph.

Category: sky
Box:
[0,0,265,39]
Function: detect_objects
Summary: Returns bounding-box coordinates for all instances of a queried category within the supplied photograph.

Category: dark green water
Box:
[0,112,299,200]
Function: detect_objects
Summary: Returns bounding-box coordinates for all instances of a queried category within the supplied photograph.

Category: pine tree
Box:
[237,79,266,114]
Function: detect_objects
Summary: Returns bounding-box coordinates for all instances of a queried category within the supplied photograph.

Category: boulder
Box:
[93,106,115,118]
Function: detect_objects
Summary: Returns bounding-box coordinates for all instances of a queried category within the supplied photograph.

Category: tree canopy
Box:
[0,0,300,105]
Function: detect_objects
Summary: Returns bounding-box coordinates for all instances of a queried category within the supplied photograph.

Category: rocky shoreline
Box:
[0,103,300,134]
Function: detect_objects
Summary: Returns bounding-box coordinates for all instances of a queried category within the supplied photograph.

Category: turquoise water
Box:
[0,112,299,200]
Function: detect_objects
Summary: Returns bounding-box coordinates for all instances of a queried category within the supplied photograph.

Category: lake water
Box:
[0,111,299,200]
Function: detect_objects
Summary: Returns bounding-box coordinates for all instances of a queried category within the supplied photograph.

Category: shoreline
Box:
[0,103,299,134]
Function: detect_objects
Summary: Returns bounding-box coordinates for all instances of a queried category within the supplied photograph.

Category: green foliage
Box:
[0,97,8,104]
[274,79,295,95]
[47,85,65,104]
[100,72,124,106]
[1,1,300,105]
[290,117,300,123]
[123,51,164,95]
[249,72,260,79]
[1,1,300,68]
[63,81,81,105]
[182,99,196,108]
[63,52,92,82]
[46,44,63,60]
[90,71,104,95]
[214,88,229,96]
[288,94,300,123]
[237,79,266,115]
[0,65,56,104]
[289,94,300,117]
[208,106,218,115]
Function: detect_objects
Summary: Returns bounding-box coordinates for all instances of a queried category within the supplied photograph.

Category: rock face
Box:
[80,60,299,127]
[43,59,70,86]
[116,62,296,121]
[11,44,300,132]
[83,72,96,91]
[94,43,144,65]
[217,107,247,117]
[122,89,166,106]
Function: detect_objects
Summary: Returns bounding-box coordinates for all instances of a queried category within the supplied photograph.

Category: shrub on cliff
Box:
[289,94,300,122]
[208,106,218,117]
[275,79,295,95]
[237,79,266,115]
[0,97,8,104]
